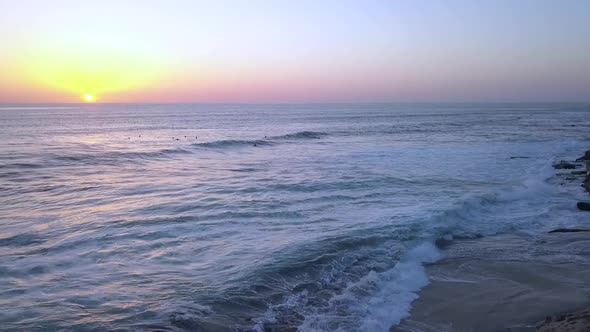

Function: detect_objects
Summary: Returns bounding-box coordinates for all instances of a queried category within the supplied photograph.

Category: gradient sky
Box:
[0,0,589,103]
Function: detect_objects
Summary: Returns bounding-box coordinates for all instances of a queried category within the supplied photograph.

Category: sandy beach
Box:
[396,232,590,331]
[397,150,590,332]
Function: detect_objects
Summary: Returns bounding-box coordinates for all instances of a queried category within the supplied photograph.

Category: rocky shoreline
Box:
[554,149,590,194]
[551,149,590,218]
[537,307,590,332]
[535,149,590,331]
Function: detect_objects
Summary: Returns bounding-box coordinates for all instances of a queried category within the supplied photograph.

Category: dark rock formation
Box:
[553,161,578,169]
[537,307,590,332]
[575,150,590,162]
[549,228,590,233]
[552,150,590,193]
[577,202,590,211]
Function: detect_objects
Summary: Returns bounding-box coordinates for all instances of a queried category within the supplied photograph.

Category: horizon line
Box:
[1,101,590,106]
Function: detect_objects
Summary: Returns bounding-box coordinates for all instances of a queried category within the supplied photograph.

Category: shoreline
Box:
[395,232,590,332]
[536,149,590,331]
[395,149,590,332]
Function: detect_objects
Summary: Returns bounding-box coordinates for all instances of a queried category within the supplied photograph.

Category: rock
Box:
[553,161,578,169]
[571,170,587,175]
[584,178,590,192]
[549,228,590,233]
[537,307,590,332]
[576,150,590,162]
[577,202,590,211]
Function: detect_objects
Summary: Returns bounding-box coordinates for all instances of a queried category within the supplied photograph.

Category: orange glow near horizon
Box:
[22,43,166,102]
[0,1,589,103]
[2,22,172,103]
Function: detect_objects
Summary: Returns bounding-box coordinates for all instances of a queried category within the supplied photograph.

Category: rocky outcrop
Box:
[537,307,590,332]
[548,228,590,233]
[554,152,590,189]
[578,202,590,211]
[574,149,590,162]
[584,160,590,193]
[553,161,578,169]
[573,150,590,193]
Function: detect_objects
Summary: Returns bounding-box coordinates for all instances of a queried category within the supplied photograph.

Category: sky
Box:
[0,0,589,103]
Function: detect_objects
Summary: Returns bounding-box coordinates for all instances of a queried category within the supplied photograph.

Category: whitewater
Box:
[0,103,589,331]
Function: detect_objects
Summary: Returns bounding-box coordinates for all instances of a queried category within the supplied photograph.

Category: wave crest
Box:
[192,139,272,149]
[271,131,327,140]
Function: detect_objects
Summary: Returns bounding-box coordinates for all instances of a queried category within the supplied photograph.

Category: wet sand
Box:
[395,232,590,332]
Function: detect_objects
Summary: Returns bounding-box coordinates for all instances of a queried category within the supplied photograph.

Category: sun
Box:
[84,94,94,102]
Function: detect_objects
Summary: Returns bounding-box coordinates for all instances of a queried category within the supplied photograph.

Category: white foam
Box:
[288,150,573,331]
[253,291,309,332]
[357,242,441,331]
[298,242,440,332]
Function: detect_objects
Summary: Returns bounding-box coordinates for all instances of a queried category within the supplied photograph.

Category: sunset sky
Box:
[1,0,589,103]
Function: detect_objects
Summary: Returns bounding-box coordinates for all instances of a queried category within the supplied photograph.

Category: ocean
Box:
[0,103,589,331]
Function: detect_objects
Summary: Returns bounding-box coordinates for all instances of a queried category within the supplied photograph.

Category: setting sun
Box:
[84,94,94,102]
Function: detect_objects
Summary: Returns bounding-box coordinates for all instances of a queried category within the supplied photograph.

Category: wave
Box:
[0,130,330,171]
[8,154,556,331]
[301,242,440,332]
[249,154,562,331]
[191,131,328,149]
[250,237,440,332]
[51,148,191,166]
[0,233,46,247]
[191,139,273,149]
[0,162,44,170]
[271,131,327,140]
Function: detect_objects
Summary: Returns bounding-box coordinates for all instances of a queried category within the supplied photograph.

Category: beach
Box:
[398,233,590,331]
[398,150,590,332]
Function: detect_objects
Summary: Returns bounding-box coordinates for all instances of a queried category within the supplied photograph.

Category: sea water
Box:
[0,103,589,331]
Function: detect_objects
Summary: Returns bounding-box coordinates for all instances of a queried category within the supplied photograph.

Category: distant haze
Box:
[1,0,589,103]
